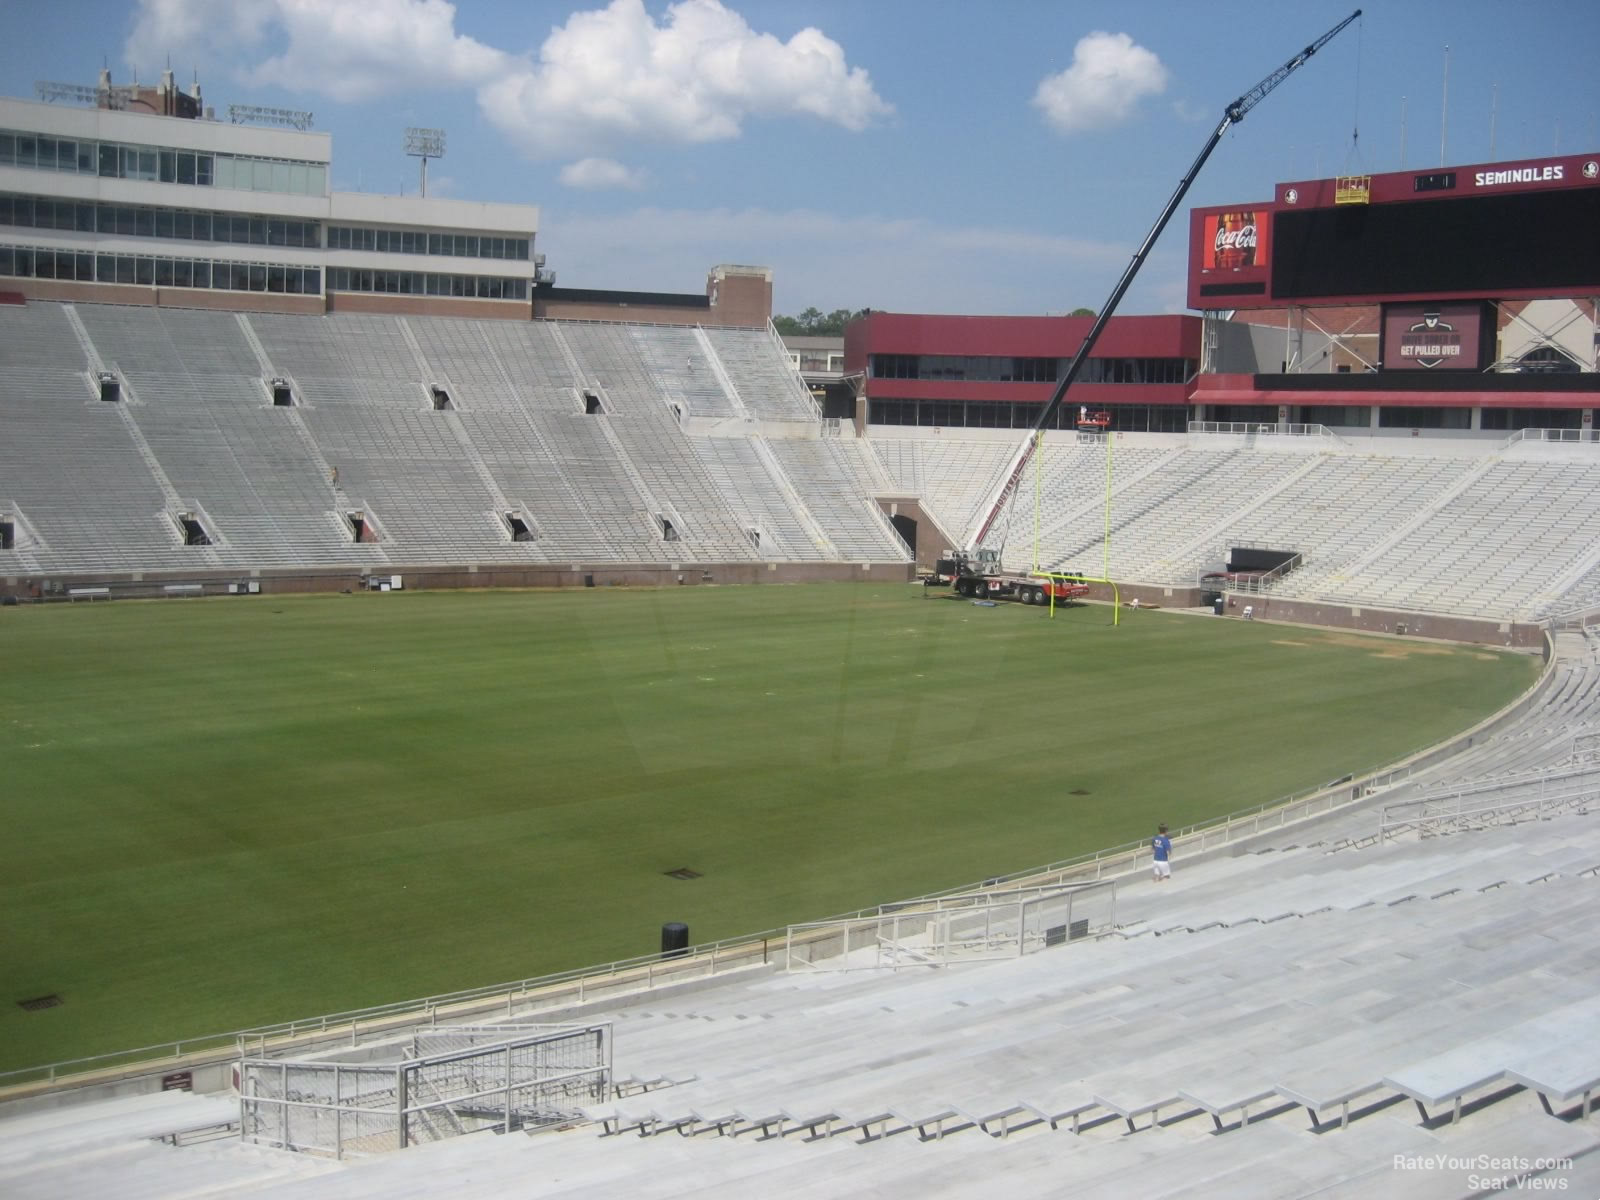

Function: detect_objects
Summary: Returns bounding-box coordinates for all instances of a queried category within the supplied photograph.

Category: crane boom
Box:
[971,9,1361,551]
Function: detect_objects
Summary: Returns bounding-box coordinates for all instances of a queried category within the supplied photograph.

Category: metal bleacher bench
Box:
[1383,997,1600,1126]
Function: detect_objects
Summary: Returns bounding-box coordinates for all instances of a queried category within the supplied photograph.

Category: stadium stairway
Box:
[594,842,1600,1119]
[6,823,1599,1197]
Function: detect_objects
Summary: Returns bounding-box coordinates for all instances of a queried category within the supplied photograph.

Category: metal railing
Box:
[786,879,1116,972]
[1513,428,1600,446]
[1380,784,1596,841]
[766,318,824,422]
[1196,553,1306,595]
[1187,420,1340,441]
[1542,606,1600,631]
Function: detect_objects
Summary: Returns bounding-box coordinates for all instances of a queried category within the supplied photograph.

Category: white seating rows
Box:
[607,410,760,561]
[0,368,193,572]
[879,435,1600,619]
[766,439,908,561]
[406,317,524,410]
[627,323,739,417]
[689,436,831,560]
[874,439,1012,547]
[10,816,1599,1198]
[12,299,1599,614]
[1038,450,1306,580]
[1302,460,1600,618]
[252,312,421,388]
[701,327,818,420]
[0,303,913,573]
[0,301,90,371]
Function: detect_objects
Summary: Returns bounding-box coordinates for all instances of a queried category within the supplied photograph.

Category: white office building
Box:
[0,71,541,318]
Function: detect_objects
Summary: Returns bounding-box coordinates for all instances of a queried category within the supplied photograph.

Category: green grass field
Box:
[0,584,1538,1072]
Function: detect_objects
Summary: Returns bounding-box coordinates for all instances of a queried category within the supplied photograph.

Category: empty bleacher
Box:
[12,298,1600,620]
[700,326,819,421]
[1297,459,1600,618]
[0,304,196,573]
[765,438,908,561]
[875,432,1600,620]
[0,302,913,574]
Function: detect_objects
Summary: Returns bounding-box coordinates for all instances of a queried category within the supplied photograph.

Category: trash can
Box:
[1213,596,1225,615]
[660,922,689,959]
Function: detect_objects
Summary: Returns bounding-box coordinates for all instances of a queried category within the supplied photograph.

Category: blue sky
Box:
[3,1,1596,317]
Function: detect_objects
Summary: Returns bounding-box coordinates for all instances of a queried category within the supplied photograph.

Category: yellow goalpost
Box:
[1028,430,1121,624]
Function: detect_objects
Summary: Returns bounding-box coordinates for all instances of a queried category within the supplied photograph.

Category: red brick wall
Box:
[707,271,773,327]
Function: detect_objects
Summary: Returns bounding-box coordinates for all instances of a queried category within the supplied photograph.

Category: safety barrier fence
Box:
[239,1023,610,1159]
[785,880,1117,972]
[1380,766,1600,841]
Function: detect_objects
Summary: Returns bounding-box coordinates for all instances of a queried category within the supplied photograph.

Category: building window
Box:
[326,266,527,300]
[1079,357,1195,384]
[0,193,322,250]
[869,353,1192,384]
[1479,407,1581,431]
[1299,405,1371,428]
[870,353,919,379]
[0,128,321,195]
[2,244,319,294]
[1377,406,1472,430]
[329,224,529,262]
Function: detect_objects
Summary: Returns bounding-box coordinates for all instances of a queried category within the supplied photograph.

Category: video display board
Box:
[1189,153,1600,310]
[1379,301,1493,372]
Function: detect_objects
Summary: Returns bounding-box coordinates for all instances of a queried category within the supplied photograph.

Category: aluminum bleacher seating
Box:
[14,299,1600,608]
[700,326,818,421]
[765,439,907,561]
[0,303,920,572]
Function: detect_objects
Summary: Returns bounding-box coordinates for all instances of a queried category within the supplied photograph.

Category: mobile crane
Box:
[930,546,1090,605]
[967,11,1362,565]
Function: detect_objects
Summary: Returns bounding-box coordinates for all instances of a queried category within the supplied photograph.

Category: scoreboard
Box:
[1188,153,1600,311]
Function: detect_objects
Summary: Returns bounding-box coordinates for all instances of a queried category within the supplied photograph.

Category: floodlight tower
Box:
[404,127,446,197]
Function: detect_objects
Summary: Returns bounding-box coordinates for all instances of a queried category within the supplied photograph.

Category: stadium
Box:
[2,42,1600,1200]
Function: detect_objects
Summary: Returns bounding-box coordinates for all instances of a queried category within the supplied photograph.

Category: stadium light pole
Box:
[404,127,446,197]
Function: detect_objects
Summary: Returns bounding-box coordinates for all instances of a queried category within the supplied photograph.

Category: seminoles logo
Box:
[1399,311,1461,369]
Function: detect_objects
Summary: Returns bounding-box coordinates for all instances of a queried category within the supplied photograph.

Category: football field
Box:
[0,584,1539,1072]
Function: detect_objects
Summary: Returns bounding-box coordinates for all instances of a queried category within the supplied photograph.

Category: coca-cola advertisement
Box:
[1202,209,1269,270]
[1380,302,1490,371]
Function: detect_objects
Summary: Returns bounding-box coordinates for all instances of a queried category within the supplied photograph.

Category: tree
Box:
[1068,307,1096,317]
[772,307,871,337]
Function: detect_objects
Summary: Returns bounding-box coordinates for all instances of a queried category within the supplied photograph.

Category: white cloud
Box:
[127,0,511,102]
[1034,31,1169,134]
[559,157,650,190]
[478,0,892,159]
[126,0,277,75]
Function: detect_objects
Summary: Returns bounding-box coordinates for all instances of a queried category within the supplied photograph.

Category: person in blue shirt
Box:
[1152,824,1173,882]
